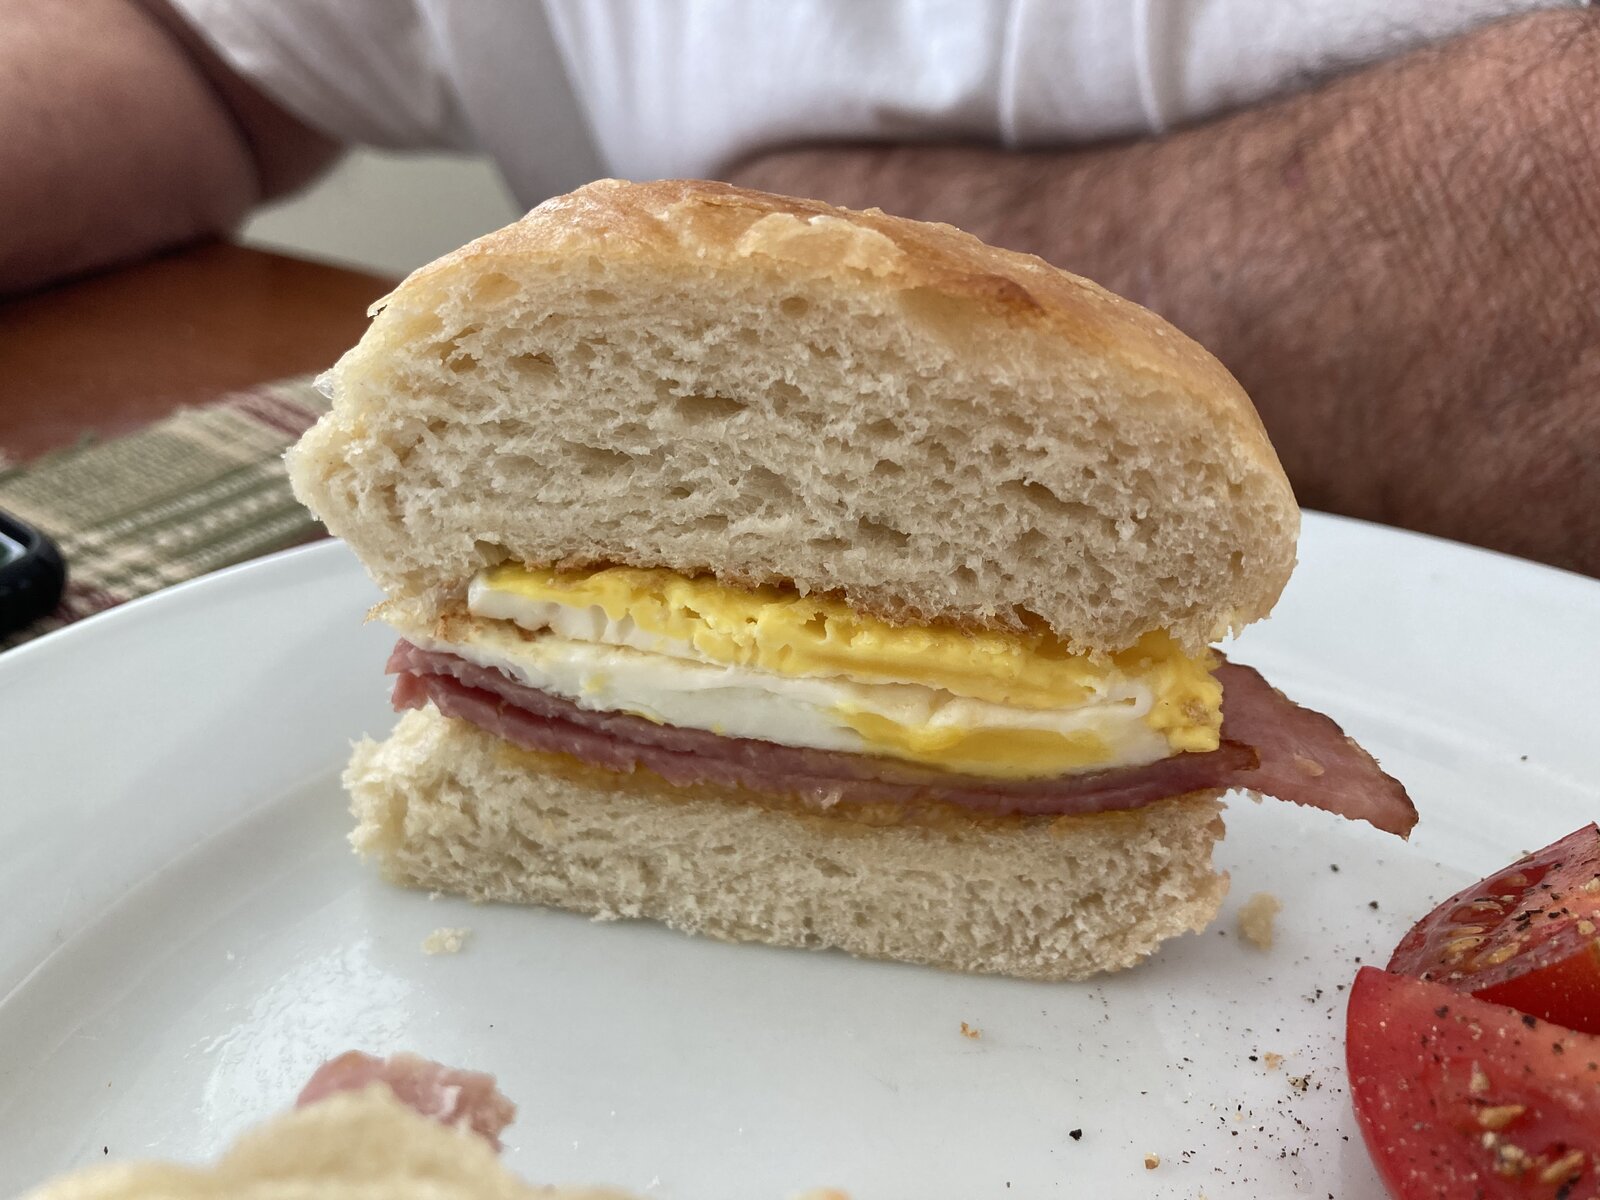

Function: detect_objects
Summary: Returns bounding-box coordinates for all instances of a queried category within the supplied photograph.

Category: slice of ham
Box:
[390,642,1261,813]
[1205,661,1418,838]
[389,641,1417,837]
[296,1051,516,1148]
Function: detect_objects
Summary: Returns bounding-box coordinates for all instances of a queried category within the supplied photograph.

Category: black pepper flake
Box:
[1435,1005,1451,1018]
[1522,1014,1539,1029]
[1368,901,1379,910]
[1331,864,1340,873]
[1068,1129,1083,1141]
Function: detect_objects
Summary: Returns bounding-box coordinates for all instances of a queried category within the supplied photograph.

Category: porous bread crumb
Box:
[960,1021,982,1040]
[422,927,472,955]
[1143,1152,1160,1170]
[350,707,1229,982]
[1262,1051,1284,1071]
[1237,892,1282,950]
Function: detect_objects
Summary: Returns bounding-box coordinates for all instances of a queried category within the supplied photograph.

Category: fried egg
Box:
[405,564,1224,779]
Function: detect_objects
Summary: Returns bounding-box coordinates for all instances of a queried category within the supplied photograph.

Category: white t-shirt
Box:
[169,0,1573,208]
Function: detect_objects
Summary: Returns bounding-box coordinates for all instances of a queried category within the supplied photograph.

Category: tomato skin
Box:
[1388,824,1600,1034]
[1346,967,1600,1200]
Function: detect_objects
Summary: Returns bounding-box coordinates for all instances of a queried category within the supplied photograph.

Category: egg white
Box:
[389,584,1179,776]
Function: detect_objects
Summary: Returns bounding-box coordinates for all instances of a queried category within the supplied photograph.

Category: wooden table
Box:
[0,242,394,461]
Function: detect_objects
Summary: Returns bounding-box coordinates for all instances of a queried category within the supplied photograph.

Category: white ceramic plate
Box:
[1,514,1596,1199]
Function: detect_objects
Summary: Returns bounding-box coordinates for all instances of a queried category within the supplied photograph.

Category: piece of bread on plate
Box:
[288,179,1413,981]
[22,1088,556,1200]
[22,1053,845,1200]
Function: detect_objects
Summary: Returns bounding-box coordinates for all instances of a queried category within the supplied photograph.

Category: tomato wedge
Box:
[1347,966,1600,1198]
[1388,824,1600,1034]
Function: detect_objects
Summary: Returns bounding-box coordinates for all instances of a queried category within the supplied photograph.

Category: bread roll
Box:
[288,179,1297,656]
[286,179,1304,981]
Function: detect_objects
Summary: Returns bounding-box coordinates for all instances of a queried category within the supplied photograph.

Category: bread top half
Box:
[288,179,1298,655]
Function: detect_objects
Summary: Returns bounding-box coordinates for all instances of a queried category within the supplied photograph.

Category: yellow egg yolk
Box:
[467,563,1224,774]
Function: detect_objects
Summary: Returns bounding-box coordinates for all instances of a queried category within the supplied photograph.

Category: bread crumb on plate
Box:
[1236,891,1282,950]
[1262,1051,1284,1071]
[422,927,471,955]
[959,1021,981,1040]
[1143,1152,1160,1169]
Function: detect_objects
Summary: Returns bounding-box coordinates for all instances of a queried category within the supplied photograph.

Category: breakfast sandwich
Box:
[287,179,1415,981]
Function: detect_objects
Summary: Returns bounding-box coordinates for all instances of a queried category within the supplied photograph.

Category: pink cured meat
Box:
[388,641,1417,836]
[389,642,1258,813]
[296,1051,516,1148]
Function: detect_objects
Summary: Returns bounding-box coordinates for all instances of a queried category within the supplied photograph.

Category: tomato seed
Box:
[1475,1104,1526,1130]
[1537,1150,1586,1186]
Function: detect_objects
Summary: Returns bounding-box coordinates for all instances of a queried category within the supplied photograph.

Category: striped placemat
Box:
[0,377,330,651]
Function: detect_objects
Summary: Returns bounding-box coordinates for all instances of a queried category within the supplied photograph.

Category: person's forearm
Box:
[0,0,333,295]
[728,10,1600,577]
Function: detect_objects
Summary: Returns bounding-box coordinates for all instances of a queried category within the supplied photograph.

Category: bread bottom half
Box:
[346,707,1230,981]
